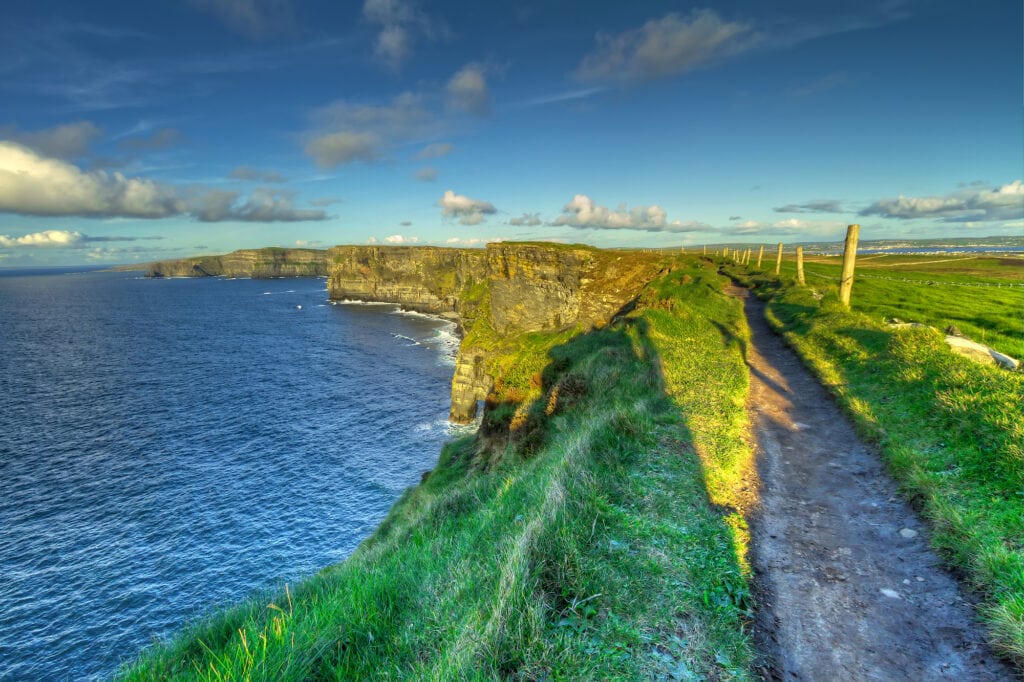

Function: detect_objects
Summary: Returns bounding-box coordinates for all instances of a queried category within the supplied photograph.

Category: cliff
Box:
[148,248,329,278]
[326,243,665,422]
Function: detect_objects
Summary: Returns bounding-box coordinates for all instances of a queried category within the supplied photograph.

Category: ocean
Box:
[0,270,461,680]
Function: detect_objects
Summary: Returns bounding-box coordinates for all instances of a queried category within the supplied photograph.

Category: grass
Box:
[120,258,759,680]
[726,254,1024,666]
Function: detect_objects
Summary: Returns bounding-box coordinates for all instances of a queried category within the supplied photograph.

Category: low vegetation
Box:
[121,259,759,680]
[727,254,1024,664]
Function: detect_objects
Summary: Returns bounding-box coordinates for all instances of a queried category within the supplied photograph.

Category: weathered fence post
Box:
[703,244,707,255]
[796,245,805,285]
[723,246,730,259]
[838,224,860,307]
[775,242,783,275]
[746,248,752,265]
[757,245,764,268]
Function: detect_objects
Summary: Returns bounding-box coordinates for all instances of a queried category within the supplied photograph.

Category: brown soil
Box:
[731,285,1017,681]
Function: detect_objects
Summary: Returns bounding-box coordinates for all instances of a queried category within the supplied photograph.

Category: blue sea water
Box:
[0,270,461,680]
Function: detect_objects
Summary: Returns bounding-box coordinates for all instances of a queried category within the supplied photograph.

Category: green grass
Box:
[776,254,1024,358]
[119,259,758,680]
[727,256,1024,666]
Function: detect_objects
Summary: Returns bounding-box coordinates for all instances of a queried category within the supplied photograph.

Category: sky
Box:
[0,0,1021,266]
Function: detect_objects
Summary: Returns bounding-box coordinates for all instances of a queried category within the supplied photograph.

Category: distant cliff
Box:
[148,248,329,278]
[327,243,664,422]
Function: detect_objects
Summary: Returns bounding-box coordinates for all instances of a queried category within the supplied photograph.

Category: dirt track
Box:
[733,286,1016,680]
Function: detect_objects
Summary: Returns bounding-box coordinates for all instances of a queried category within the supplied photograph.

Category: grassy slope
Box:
[120,258,758,680]
[728,257,1024,665]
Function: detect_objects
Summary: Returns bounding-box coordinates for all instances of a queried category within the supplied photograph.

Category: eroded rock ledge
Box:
[148,248,329,278]
[327,243,664,422]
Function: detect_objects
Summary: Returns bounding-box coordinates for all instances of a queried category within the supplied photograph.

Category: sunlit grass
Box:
[120,258,759,680]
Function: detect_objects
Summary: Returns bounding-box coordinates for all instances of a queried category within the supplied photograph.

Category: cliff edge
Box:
[148,248,329,278]
[326,243,665,422]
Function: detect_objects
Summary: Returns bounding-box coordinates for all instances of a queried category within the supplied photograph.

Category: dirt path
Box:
[732,286,1016,681]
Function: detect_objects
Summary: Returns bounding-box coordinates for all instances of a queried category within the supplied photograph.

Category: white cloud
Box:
[577,10,753,85]
[444,236,498,246]
[384,234,418,243]
[367,236,379,244]
[860,180,1023,223]
[0,142,324,222]
[509,213,542,226]
[0,141,183,218]
[439,189,496,225]
[551,194,707,232]
[1,121,102,159]
[446,64,490,116]
[0,230,84,247]
[415,142,453,159]
[415,167,439,182]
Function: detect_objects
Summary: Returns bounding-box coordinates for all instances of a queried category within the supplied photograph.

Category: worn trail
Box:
[732,286,1014,680]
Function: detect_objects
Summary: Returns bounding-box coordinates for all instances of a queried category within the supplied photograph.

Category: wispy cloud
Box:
[0,121,102,159]
[513,87,608,109]
[229,165,286,183]
[187,0,297,39]
[773,199,844,213]
[509,213,541,226]
[415,142,453,159]
[415,167,439,182]
[576,10,754,85]
[860,180,1023,223]
[304,92,431,168]
[119,128,184,152]
[362,0,447,69]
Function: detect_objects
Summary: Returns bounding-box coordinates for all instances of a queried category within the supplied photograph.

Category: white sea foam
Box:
[333,299,395,306]
[391,333,421,346]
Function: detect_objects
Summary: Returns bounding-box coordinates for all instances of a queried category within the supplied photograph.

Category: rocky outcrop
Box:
[148,248,329,278]
[326,243,664,423]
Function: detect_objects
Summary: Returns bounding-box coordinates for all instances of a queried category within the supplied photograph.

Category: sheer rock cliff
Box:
[148,248,329,278]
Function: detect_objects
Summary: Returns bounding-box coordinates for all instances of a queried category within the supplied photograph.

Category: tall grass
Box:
[120,259,758,680]
[728,258,1024,666]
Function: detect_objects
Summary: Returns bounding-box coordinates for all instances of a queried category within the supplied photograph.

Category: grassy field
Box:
[779,253,1024,358]
[120,259,760,680]
[727,253,1024,665]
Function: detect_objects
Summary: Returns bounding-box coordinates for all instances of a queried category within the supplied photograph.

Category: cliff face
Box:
[327,246,487,318]
[148,248,329,278]
[326,243,664,423]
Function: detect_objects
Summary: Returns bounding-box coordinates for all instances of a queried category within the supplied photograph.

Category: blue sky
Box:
[0,0,1020,265]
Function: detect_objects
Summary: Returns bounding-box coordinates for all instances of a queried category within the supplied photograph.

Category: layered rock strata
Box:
[148,248,329,278]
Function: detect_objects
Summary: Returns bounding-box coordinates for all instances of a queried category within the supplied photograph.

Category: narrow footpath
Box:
[732,286,1015,680]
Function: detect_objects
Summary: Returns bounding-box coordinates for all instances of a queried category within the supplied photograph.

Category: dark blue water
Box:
[0,271,461,680]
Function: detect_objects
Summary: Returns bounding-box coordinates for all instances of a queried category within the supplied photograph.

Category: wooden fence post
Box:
[703,244,707,255]
[746,248,752,265]
[775,242,783,275]
[838,224,860,307]
[757,245,764,268]
[796,245,805,285]
[723,246,730,259]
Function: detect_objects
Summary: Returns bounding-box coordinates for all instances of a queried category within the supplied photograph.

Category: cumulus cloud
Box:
[0,229,163,248]
[577,10,753,85]
[773,199,844,213]
[415,167,439,182]
[399,220,412,226]
[509,213,542,226]
[860,180,1023,223]
[444,236,498,246]
[0,141,184,218]
[119,128,183,152]
[384,234,418,243]
[723,218,845,236]
[191,188,327,222]
[362,0,444,69]
[1,121,102,159]
[305,93,430,168]
[0,142,324,222]
[551,194,707,232]
[439,189,496,225]
[415,142,453,159]
[229,165,286,183]
[446,64,491,116]
[188,0,296,39]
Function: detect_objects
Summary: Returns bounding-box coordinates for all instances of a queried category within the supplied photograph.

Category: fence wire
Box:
[802,269,1024,288]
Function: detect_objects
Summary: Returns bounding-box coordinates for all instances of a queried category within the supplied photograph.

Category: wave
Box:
[391,333,421,346]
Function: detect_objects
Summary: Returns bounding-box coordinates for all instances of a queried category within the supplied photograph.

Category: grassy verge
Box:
[727,259,1024,666]
[120,259,758,680]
